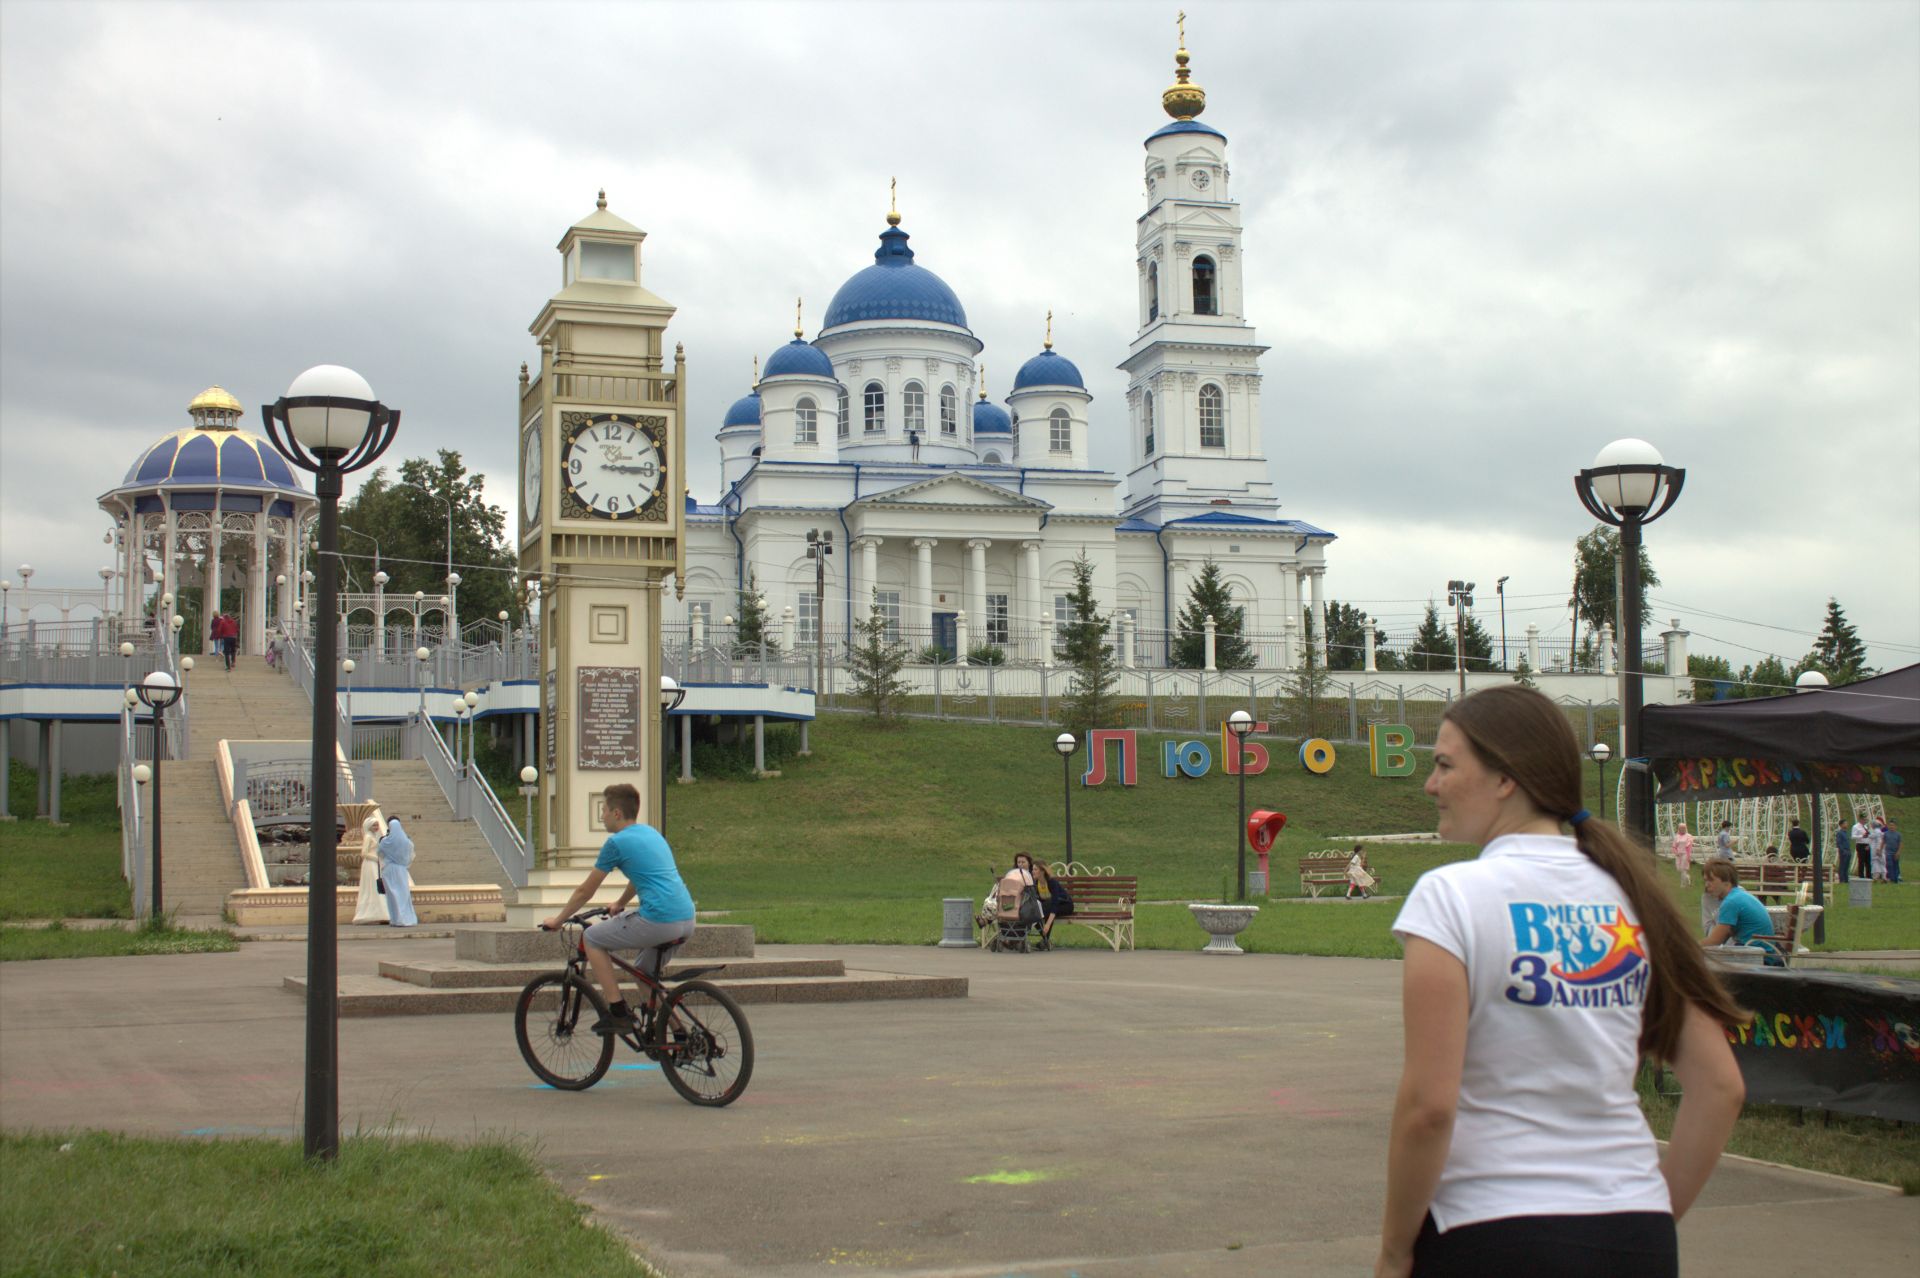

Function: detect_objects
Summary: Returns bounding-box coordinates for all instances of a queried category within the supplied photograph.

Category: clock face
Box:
[522,421,542,525]
[559,412,668,522]
[1191,169,1210,191]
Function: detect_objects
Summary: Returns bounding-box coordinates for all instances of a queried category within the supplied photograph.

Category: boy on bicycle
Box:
[541,782,696,1035]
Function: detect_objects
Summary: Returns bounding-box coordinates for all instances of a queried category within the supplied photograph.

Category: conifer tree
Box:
[1460,612,1495,672]
[1285,612,1336,737]
[1171,559,1254,669]
[1409,602,1457,672]
[734,573,778,657]
[1058,553,1119,732]
[1804,598,1871,684]
[844,594,913,721]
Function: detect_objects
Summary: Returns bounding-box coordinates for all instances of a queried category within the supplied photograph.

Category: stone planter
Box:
[1188,903,1260,955]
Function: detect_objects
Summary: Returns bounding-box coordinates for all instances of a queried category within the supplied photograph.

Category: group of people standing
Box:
[1672,812,1902,886]
[352,813,417,927]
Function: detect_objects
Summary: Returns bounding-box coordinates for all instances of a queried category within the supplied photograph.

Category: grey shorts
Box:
[584,912,696,977]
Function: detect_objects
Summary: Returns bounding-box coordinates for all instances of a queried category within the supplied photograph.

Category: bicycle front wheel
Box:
[655,980,754,1107]
[515,973,614,1090]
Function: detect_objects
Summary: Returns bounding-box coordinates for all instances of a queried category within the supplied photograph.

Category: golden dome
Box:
[188,386,243,419]
[1163,13,1206,121]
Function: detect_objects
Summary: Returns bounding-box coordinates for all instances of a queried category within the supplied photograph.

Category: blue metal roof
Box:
[1115,517,1161,533]
[119,427,309,495]
[971,398,1011,434]
[822,224,969,330]
[721,390,761,429]
[763,338,835,380]
[1147,119,1227,145]
[1011,348,1084,391]
[1167,510,1338,539]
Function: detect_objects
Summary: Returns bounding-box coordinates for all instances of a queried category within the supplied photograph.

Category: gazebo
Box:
[96,386,318,653]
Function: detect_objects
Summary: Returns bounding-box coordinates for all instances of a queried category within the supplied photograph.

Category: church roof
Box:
[763,338,835,380]
[971,397,1012,434]
[1146,118,1227,144]
[822,223,969,330]
[722,389,761,429]
[1012,348,1085,391]
[1166,510,1338,538]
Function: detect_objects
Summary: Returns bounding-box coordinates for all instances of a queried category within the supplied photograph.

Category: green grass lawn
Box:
[0,919,238,962]
[0,770,130,921]
[0,1130,656,1277]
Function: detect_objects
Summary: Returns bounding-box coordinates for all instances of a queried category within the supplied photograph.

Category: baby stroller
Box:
[985,868,1044,954]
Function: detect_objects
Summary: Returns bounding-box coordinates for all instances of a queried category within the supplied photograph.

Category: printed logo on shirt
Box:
[1504,902,1649,1008]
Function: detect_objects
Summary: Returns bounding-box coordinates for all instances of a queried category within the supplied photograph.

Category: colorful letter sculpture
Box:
[1220,721,1271,776]
[1369,723,1416,777]
[1300,738,1336,775]
[1163,738,1213,778]
[1083,729,1139,787]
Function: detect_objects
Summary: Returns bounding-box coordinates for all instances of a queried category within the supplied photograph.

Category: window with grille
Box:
[939,385,957,435]
[798,591,819,644]
[1143,391,1155,455]
[1147,261,1159,321]
[903,382,925,434]
[986,593,1009,645]
[1192,256,1217,316]
[795,397,817,445]
[1049,408,1071,453]
[837,386,850,439]
[1199,383,1225,448]
[864,382,885,434]
[874,590,902,642]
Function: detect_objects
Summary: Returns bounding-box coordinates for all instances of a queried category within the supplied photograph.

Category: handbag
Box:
[376,877,386,895]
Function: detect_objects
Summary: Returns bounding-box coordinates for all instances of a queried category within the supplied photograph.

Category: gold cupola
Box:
[1162,12,1206,121]
[188,385,244,430]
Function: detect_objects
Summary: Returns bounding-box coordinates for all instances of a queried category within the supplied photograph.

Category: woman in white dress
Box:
[351,813,389,924]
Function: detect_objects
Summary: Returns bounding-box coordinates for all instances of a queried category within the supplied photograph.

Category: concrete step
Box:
[377,956,847,988]
[285,970,969,1015]
[456,923,756,962]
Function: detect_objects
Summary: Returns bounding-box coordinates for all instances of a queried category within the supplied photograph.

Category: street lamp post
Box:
[446,573,462,651]
[1228,710,1254,900]
[805,529,833,704]
[519,765,539,848]
[1446,580,1475,698]
[1589,741,1612,821]
[1496,576,1510,671]
[262,364,400,1164]
[415,645,432,723]
[134,670,183,919]
[1575,439,1684,841]
[1796,670,1831,941]
[462,689,480,778]
[1054,733,1077,862]
[659,675,686,832]
[341,659,355,760]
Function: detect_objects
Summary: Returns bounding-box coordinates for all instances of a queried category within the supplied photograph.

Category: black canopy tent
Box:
[1642,663,1919,941]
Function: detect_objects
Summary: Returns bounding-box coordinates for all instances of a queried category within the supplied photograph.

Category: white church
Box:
[666,36,1335,667]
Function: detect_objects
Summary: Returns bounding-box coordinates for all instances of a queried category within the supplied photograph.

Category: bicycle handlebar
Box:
[537,906,612,932]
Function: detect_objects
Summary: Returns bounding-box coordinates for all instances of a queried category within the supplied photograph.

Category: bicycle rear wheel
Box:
[515,973,614,1090]
[654,980,754,1107]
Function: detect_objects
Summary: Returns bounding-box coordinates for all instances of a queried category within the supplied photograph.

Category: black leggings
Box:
[1413,1211,1675,1278]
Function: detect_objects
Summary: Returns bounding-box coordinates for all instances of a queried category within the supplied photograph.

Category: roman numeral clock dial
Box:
[558,411,668,522]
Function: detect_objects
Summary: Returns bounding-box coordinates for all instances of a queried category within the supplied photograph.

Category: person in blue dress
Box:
[377,817,418,927]
[1699,859,1776,963]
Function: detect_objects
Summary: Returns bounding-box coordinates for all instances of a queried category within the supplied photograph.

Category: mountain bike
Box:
[515,908,754,1106]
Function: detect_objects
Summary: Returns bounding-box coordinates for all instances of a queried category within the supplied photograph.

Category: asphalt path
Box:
[3,939,1914,1276]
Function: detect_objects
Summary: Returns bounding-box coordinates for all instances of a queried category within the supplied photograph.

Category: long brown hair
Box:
[1444,685,1746,1061]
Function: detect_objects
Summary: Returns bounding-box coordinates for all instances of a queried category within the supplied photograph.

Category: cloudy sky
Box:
[3,0,1915,672]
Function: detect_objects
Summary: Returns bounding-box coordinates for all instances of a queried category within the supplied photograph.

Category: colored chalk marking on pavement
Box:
[963,1168,1056,1185]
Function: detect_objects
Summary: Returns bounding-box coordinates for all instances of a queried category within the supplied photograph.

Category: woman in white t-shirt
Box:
[1376,686,1747,1278]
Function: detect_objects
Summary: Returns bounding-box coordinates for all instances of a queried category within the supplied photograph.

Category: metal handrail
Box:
[469,765,531,887]
[414,711,526,885]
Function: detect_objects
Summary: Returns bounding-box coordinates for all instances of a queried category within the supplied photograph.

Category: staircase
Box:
[186,660,314,754]
[151,760,246,919]
[358,759,516,890]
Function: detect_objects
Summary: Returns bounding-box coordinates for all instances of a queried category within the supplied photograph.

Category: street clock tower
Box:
[509,191,687,926]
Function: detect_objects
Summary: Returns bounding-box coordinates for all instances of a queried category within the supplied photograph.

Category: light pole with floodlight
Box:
[134,670,183,918]
[1575,439,1684,840]
[659,675,686,830]
[341,659,355,760]
[1054,733,1077,862]
[1589,741,1612,821]
[261,364,399,1164]
[1228,710,1255,900]
[1496,576,1510,671]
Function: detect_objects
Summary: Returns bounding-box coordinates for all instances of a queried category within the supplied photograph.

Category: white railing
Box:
[413,713,528,887]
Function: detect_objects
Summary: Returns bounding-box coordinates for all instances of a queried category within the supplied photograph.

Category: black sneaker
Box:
[591,1007,638,1036]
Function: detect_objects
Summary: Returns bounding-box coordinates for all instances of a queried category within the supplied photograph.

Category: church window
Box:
[1192,255,1217,316]
[1147,262,1160,322]
[982,450,1003,464]
[864,382,886,434]
[798,591,819,644]
[1143,392,1155,456]
[1199,384,1225,448]
[939,385,957,435]
[1049,408,1071,454]
[903,382,926,434]
[837,386,850,439]
[1053,594,1074,654]
[795,397,817,445]
[874,589,902,642]
[986,594,1009,645]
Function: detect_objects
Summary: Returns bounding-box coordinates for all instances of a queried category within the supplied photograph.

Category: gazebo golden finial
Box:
[596,188,607,210]
[887,177,901,227]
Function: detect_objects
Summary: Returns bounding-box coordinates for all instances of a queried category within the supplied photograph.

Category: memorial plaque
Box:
[544,669,557,772]
[577,665,641,770]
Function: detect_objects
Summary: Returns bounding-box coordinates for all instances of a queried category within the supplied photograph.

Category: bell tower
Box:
[1120,20,1277,524]
[511,190,688,925]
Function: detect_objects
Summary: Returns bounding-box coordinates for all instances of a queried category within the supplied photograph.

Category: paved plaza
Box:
[3,939,1915,1276]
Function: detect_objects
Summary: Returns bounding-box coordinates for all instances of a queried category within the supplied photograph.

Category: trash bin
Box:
[939,897,978,947]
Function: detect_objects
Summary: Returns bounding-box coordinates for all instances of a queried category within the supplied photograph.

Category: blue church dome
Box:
[763,338,835,380]
[1012,348,1085,391]
[971,397,1011,435]
[722,390,761,429]
[1146,118,1227,145]
[822,224,969,330]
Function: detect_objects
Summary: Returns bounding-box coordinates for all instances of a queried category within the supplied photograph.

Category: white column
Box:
[1120,613,1136,669]
[1364,627,1377,673]
[912,538,936,644]
[1526,623,1541,673]
[1598,622,1615,675]
[1203,613,1218,672]
[279,525,296,628]
[1662,618,1688,679]
[965,539,989,643]
[206,510,223,645]
[857,537,880,616]
[1040,617,1055,669]
[955,609,970,666]
[1306,569,1327,666]
[160,504,177,618]
[1021,540,1042,660]
[1281,617,1298,670]
[249,516,269,653]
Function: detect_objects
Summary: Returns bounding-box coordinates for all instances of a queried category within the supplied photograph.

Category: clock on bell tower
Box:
[510,190,688,926]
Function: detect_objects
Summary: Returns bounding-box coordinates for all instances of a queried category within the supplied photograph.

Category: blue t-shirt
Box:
[594,824,695,923]
[1716,885,1775,952]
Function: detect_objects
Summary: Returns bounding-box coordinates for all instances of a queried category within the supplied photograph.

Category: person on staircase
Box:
[377,817,418,927]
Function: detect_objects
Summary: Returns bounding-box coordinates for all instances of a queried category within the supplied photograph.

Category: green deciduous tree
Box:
[1057,553,1120,733]
[1740,655,1792,699]
[845,594,913,721]
[1171,560,1254,669]
[339,452,515,629]
[1688,653,1736,701]
[1802,597,1871,684]
[1569,525,1659,664]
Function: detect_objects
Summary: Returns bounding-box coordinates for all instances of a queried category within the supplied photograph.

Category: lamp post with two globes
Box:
[261,365,400,1164]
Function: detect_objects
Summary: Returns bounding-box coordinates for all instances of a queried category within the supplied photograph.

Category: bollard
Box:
[939,898,979,948]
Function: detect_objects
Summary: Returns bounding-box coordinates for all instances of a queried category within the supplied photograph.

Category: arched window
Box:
[863,382,885,434]
[1143,391,1155,456]
[939,385,957,435]
[1049,407,1071,454]
[1147,261,1160,322]
[1192,255,1217,316]
[1198,383,1225,448]
[982,450,1004,465]
[903,381,926,434]
[837,386,850,438]
[795,396,817,445]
